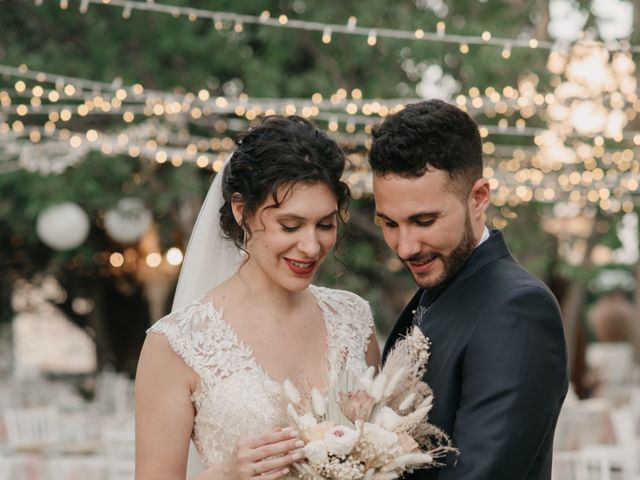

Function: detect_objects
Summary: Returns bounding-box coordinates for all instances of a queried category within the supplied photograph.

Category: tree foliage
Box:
[0,0,635,373]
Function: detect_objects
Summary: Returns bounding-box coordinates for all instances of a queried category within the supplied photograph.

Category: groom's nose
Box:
[396,227,422,260]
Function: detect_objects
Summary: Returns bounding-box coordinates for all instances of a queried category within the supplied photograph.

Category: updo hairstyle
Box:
[219,115,350,248]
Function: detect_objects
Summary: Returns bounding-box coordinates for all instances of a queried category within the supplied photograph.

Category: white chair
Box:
[3,406,60,449]
[554,404,640,480]
[102,419,135,480]
[0,454,10,480]
[609,407,640,479]
[47,454,107,480]
[553,450,591,480]
[586,343,635,403]
[554,399,614,451]
[95,370,134,416]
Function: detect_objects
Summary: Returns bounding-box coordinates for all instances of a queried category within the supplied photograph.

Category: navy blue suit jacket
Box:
[382,230,568,480]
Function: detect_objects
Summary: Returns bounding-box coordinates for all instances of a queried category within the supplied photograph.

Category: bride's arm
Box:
[366,330,381,370]
[135,333,303,480]
[135,333,198,480]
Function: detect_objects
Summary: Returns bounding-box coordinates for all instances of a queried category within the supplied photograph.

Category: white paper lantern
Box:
[104,198,152,244]
[36,202,90,251]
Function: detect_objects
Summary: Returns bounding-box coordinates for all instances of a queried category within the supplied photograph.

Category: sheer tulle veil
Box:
[171,160,243,312]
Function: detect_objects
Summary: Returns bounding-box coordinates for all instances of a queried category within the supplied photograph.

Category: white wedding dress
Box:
[148,284,374,470]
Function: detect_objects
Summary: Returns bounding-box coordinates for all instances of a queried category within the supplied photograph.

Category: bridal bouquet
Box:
[281,326,456,480]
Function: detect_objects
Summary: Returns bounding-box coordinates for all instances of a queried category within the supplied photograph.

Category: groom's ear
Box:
[230,192,246,226]
[468,178,490,219]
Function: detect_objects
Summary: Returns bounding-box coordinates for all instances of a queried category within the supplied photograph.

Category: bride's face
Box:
[242,181,339,291]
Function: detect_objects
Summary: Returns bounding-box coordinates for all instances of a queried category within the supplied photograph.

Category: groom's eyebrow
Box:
[375,211,439,222]
[409,211,440,220]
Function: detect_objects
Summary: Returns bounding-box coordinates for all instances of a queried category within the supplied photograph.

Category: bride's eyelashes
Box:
[318,223,336,231]
[279,223,336,233]
[280,224,299,233]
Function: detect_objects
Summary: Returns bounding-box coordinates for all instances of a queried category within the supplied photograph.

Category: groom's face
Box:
[373,169,483,289]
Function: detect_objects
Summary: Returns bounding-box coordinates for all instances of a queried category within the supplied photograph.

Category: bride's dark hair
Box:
[219,115,350,248]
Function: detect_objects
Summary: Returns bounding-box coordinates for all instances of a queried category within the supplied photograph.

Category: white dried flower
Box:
[324,425,359,456]
[320,456,365,479]
[398,393,416,411]
[370,373,387,402]
[372,406,404,431]
[311,388,326,417]
[359,377,373,392]
[287,403,301,426]
[362,422,399,451]
[283,379,301,405]
[303,440,328,465]
[373,472,400,479]
[359,367,376,394]
[298,411,318,430]
[418,395,433,410]
[362,365,376,382]
[383,367,406,398]
[381,452,434,472]
[410,405,431,423]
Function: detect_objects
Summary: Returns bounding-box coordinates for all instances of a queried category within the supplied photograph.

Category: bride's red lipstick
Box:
[284,258,316,275]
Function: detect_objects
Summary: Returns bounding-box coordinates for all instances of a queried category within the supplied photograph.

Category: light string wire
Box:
[3,64,640,142]
[2,64,639,214]
[42,0,640,54]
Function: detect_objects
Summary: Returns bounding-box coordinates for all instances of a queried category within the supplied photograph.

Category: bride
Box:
[135,116,381,480]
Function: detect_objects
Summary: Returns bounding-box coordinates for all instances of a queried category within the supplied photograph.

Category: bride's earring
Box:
[241,226,249,249]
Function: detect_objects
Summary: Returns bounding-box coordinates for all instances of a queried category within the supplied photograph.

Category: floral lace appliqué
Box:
[147,285,374,469]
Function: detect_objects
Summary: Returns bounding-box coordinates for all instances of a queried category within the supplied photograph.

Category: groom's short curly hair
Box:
[369,100,483,197]
[220,115,350,248]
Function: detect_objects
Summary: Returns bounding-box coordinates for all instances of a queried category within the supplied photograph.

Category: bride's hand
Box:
[226,428,305,479]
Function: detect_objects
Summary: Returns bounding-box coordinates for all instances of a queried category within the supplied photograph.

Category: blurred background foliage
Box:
[0,0,638,394]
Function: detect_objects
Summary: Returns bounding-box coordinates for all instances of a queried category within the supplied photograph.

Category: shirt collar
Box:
[477,226,490,247]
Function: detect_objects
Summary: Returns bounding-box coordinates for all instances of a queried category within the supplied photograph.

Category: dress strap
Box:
[309,285,374,378]
[147,299,255,390]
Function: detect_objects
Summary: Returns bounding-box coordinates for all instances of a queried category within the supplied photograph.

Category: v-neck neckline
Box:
[198,285,333,395]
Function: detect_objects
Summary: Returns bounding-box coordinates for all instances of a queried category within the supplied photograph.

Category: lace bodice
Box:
[147,285,374,469]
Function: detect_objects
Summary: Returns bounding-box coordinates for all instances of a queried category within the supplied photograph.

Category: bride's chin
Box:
[276,275,316,292]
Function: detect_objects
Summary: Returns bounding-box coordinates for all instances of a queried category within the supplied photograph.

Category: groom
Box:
[370,100,568,479]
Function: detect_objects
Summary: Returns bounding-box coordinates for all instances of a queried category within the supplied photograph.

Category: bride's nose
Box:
[297,228,322,258]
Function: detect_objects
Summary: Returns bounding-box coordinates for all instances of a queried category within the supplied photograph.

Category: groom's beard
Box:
[404,210,477,290]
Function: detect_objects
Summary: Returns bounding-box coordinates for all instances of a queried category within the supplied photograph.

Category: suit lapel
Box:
[382,230,512,365]
[381,288,422,364]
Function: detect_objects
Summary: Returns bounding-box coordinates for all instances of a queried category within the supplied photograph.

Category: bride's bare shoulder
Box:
[137,331,199,392]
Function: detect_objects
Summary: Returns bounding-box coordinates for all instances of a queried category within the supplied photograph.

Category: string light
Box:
[2,61,635,138]
[34,0,640,53]
[2,66,637,214]
[367,30,377,46]
[322,27,332,44]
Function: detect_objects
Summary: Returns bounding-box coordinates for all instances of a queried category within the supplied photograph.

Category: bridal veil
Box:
[171,161,243,312]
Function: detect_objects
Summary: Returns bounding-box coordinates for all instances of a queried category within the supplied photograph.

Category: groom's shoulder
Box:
[476,258,560,320]
[481,250,555,298]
